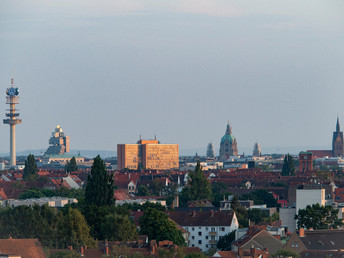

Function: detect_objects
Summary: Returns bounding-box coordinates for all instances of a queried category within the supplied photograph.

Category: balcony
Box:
[209,231,217,236]
[209,240,217,244]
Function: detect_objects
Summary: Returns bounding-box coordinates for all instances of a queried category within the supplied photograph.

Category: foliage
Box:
[100,213,138,241]
[240,189,278,207]
[80,204,129,240]
[273,249,300,258]
[247,209,269,224]
[50,250,81,258]
[0,204,58,247]
[211,181,231,207]
[19,189,44,199]
[149,178,165,196]
[23,154,38,180]
[65,157,78,173]
[137,185,149,196]
[56,207,96,249]
[180,162,212,206]
[139,208,185,245]
[217,231,236,251]
[282,153,296,176]
[85,155,114,206]
[121,202,166,212]
[295,203,343,230]
[185,253,207,258]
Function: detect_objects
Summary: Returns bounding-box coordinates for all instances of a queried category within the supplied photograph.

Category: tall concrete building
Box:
[117,138,179,170]
[3,79,22,166]
[45,125,70,155]
[206,142,215,158]
[332,117,344,157]
[219,122,238,160]
[253,142,262,156]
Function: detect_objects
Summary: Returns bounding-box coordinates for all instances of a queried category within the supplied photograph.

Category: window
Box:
[192,236,195,240]
[199,227,201,229]
[221,227,225,231]
[206,236,208,240]
[211,227,216,232]
[206,227,208,231]
[192,227,194,231]
[192,244,194,247]
[185,227,188,231]
[198,240,202,244]
[198,232,202,236]
[206,245,208,248]
[211,236,216,240]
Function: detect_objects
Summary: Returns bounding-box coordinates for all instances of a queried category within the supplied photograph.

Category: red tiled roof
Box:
[0,238,46,258]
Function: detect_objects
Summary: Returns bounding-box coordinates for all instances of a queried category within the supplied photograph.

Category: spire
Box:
[226,122,232,135]
[337,117,340,132]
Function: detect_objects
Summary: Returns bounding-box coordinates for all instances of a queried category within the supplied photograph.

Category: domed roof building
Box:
[219,122,238,160]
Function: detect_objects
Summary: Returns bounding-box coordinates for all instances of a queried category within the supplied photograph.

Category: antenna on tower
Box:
[11,78,14,87]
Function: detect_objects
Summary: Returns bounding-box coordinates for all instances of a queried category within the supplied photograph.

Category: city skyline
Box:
[1,1,344,154]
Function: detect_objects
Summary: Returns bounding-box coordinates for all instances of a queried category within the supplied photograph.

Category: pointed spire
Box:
[226,121,232,135]
[337,117,340,132]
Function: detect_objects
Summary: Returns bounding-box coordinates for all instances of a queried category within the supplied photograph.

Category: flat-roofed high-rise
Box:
[117,139,179,170]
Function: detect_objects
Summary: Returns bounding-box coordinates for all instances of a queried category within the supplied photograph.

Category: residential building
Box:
[232,227,283,254]
[168,210,239,251]
[117,138,179,170]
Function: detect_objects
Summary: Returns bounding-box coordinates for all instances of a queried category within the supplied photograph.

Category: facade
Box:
[117,139,179,170]
[252,142,262,156]
[332,117,344,157]
[219,123,238,160]
[45,125,70,155]
[169,210,239,251]
[299,152,313,172]
[206,143,215,158]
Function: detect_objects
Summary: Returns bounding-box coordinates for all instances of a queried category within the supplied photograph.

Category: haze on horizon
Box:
[0,0,344,156]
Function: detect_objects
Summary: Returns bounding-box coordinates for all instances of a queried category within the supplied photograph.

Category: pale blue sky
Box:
[0,0,344,155]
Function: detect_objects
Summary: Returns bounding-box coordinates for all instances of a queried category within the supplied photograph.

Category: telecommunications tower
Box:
[3,79,21,166]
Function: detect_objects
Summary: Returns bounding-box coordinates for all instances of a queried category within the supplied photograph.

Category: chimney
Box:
[210,210,214,217]
[105,246,109,255]
[68,246,73,250]
[299,228,305,237]
[80,246,84,256]
[250,247,256,255]
[238,248,243,257]
[192,210,196,217]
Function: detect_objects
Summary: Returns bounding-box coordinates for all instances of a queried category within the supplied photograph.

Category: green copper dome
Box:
[221,123,236,144]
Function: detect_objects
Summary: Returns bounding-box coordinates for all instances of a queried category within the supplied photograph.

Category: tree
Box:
[100,213,138,241]
[217,230,236,251]
[85,155,114,206]
[240,189,278,208]
[50,250,81,258]
[23,154,38,180]
[282,154,295,176]
[137,185,149,196]
[212,181,231,207]
[295,203,343,230]
[139,208,185,246]
[19,189,44,199]
[56,207,96,249]
[66,157,78,173]
[180,162,212,205]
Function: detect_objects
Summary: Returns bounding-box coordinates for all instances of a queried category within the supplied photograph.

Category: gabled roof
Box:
[168,210,236,227]
[299,229,344,251]
[0,238,46,258]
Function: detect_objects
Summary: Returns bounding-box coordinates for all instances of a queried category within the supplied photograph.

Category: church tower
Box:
[219,122,238,160]
[332,117,344,157]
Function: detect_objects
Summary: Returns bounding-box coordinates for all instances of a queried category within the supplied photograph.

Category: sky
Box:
[0,0,344,156]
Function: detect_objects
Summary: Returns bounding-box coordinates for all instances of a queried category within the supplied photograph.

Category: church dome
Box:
[221,134,235,144]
